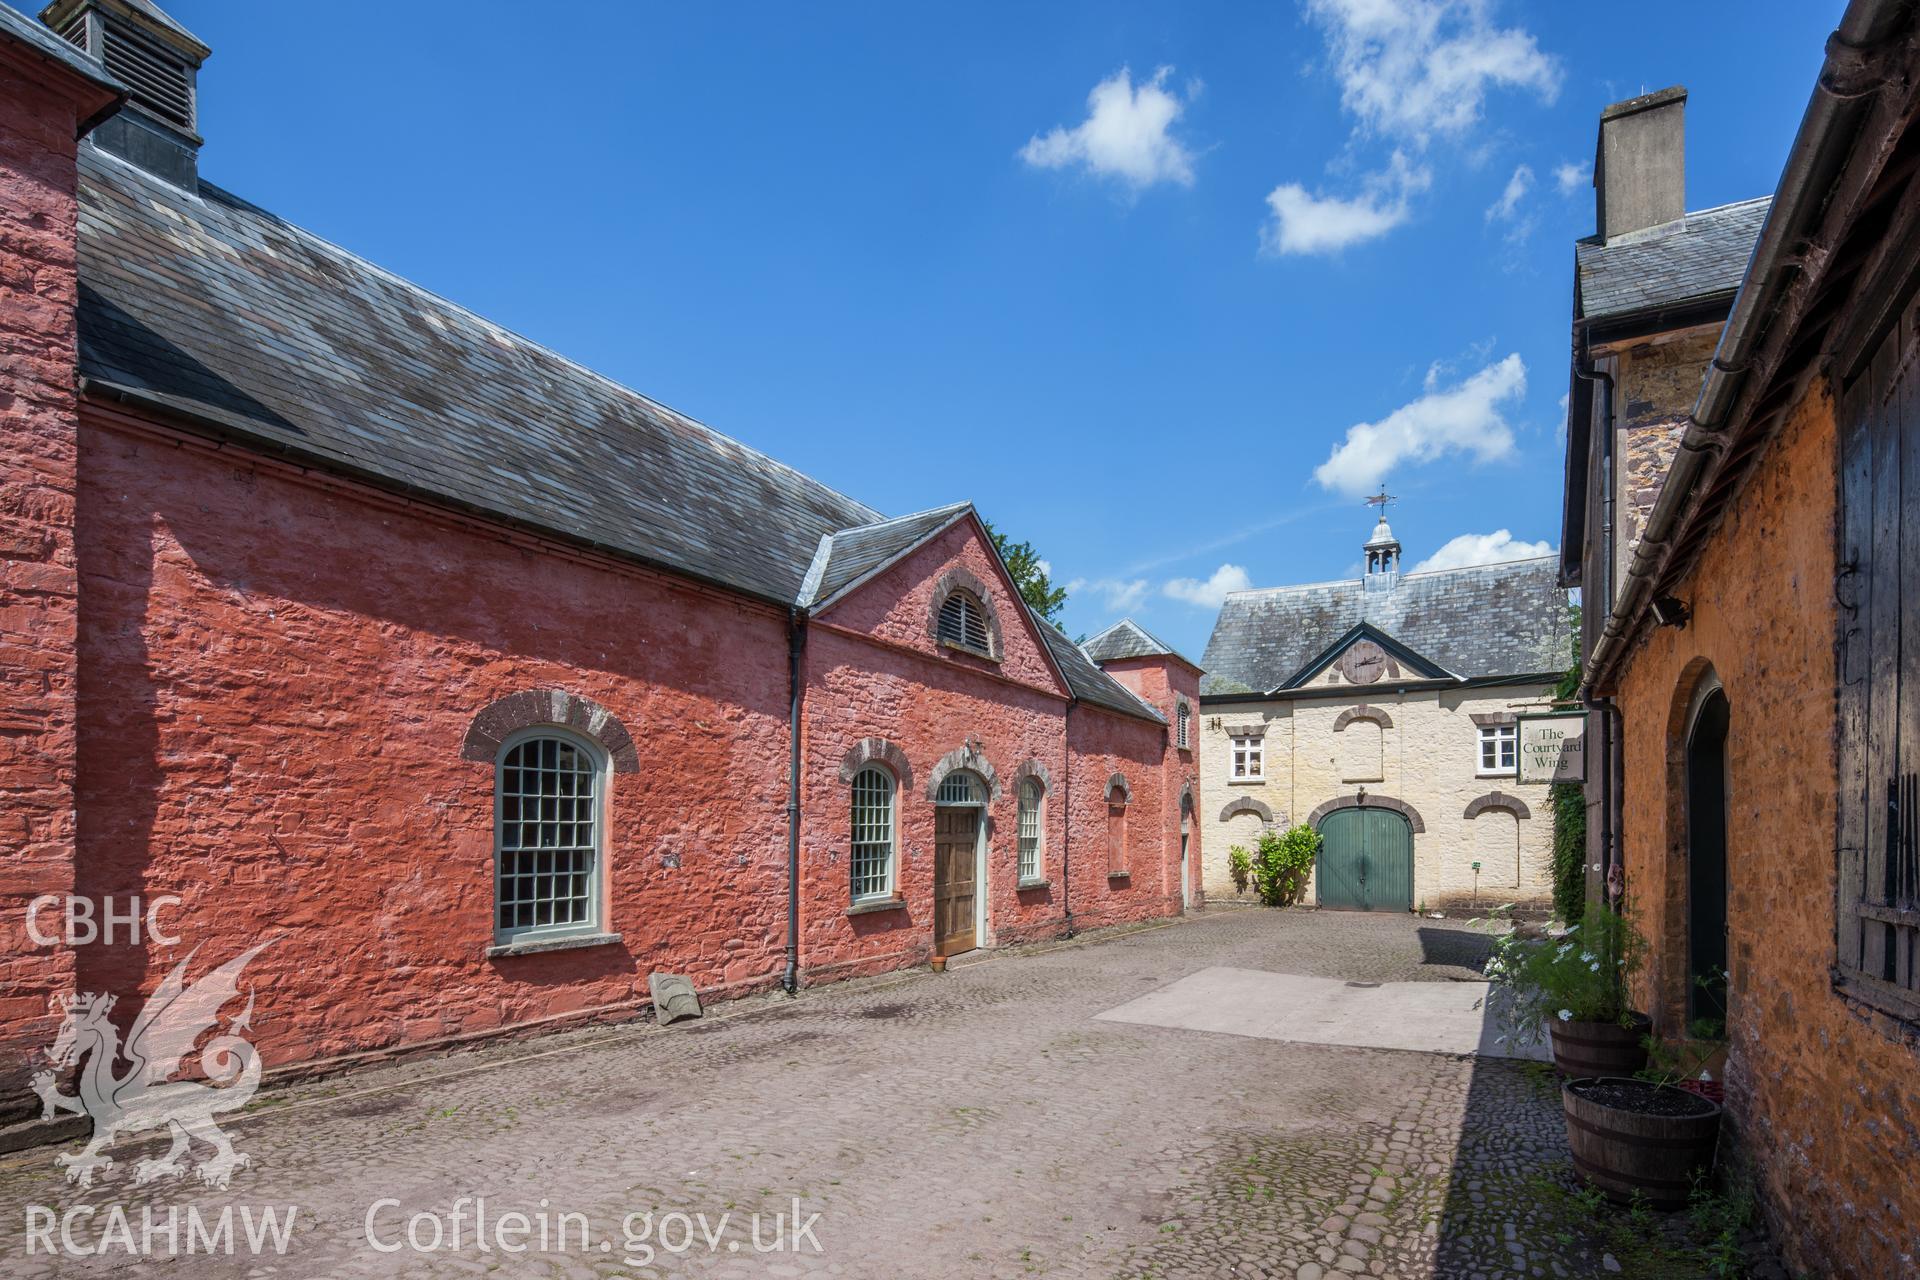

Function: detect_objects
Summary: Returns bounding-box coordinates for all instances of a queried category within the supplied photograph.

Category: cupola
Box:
[1362,490,1402,586]
[43,0,208,188]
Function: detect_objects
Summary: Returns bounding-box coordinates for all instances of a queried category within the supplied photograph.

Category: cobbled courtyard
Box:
[0,910,1763,1278]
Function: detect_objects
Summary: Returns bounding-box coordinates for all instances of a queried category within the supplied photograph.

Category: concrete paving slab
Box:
[1094,964,1550,1059]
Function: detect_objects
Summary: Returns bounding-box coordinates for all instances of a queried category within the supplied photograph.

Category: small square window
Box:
[1478,725,1517,775]
[1231,735,1264,782]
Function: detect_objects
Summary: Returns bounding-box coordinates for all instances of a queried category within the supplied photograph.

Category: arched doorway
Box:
[1684,684,1730,1024]
[933,769,987,957]
[1316,807,1414,912]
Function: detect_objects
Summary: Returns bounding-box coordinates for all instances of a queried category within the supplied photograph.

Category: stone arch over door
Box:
[926,743,1001,803]
[1307,793,1425,834]
[461,689,638,772]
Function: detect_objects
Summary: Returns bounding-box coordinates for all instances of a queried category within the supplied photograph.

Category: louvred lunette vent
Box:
[938,590,991,654]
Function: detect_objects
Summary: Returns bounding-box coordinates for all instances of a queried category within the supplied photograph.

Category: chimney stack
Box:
[42,0,207,189]
[1593,86,1686,242]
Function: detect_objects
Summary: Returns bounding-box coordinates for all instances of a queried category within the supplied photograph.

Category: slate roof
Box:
[67,142,1170,725]
[1575,197,1770,324]
[1023,624,1160,723]
[1199,557,1569,697]
[1082,618,1200,670]
[797,503,971,609]
[72,146,884,605]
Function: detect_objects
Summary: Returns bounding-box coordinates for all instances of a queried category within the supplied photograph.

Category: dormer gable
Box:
[1278,622,1456,693]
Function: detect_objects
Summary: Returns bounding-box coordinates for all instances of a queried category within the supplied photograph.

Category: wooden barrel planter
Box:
[1562,1077,1722,1208]
[1550,1013,1651,1078]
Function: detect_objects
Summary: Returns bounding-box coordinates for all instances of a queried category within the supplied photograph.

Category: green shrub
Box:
[1550,780,1587,925]
[1250,824,1320,907]
[1226,845,1253,894]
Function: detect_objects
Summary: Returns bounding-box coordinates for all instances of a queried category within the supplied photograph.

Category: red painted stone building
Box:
[0,0,1199,1120]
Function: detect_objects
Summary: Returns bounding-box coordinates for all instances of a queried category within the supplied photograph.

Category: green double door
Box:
[1316,808,1413,912]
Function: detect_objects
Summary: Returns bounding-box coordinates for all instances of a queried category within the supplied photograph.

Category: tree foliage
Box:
[983,520,1068,625]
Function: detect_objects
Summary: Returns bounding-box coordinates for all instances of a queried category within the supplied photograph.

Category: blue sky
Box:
[174,1,1836,658]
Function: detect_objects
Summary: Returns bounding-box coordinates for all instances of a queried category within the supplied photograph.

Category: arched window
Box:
[1017,777,1044,882]
[937,589,992,655]
[496,731,604,942]
[1176,700,1191,750]
[850,766,896,902]
[1107,797,1128,877]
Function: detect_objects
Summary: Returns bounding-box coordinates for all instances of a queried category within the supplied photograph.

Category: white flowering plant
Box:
[1477,904,1647,1046]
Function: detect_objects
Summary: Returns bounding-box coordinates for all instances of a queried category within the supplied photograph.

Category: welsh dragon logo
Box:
[33,941,272,1189]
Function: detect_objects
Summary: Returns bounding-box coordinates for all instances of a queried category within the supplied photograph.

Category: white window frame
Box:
[1230,735,1265,783]
[494,727,608,946]
[1017,777,1044,883]
[850,766,898,903]
[1477,724,1518,776]
[1176,702,1190,750]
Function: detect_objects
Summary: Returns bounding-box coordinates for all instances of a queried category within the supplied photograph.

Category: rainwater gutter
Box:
[1582,0,1906,697]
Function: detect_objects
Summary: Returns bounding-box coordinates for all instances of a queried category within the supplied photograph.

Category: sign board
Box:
[1516,712,1586,785]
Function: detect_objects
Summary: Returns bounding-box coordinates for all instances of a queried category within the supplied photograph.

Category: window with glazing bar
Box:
[850,766,895,901]
[496,733,601,940]
[1017,778,1043,881]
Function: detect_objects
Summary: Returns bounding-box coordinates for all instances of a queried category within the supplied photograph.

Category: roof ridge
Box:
[829,500,971,537]
[1223,554,1558,599]
[140,154,886,527]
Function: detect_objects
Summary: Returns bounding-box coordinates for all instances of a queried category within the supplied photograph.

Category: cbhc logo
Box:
[25,895,182,946]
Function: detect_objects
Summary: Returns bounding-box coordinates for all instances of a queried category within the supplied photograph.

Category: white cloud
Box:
[1262,150,1430,256]
[1304,0,1562,146]
[1313,352,1527,496]
[1411,529,1555,573]
[1485,163,1532,222]
[1066,576,1150,612]
[1163,564,1254,608]
[1554,161,1586,194]
[1035,559,1053,579]
[1021,67,1198,190]
[1263,1,1558,256]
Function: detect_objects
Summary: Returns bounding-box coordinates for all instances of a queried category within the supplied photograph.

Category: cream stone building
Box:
[1197,515,1569,911]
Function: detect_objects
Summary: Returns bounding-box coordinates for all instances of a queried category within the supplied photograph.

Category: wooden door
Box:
[1316,808,1413,912]
[933,807,978,956]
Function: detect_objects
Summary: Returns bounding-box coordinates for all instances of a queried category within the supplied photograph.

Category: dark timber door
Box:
[933,807,978,956]
[1317,808,1414,912]
[1686,688,1731,1023]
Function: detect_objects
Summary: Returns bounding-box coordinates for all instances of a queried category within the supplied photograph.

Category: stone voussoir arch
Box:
[1464,790,1533,821]
[1307,792,1425,833]
[1332,704,1394,732]
[1105,772,1131,803]
[839,737,914,789]
[1218,795,1274,826]
[927,566,1004,659]
[926,743,1001,802]
[462,688,638,773]
[1010,757,1053,795]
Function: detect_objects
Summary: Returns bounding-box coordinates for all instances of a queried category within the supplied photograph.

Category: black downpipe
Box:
[1575,353,1620,912]
[783,610,806,994]
[1061,701,1075,939]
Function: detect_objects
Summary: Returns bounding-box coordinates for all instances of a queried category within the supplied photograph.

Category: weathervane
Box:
[1364,488,1396,512]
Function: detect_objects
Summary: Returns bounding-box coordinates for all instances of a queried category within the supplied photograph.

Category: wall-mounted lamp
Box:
[1650,595,1691,629]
